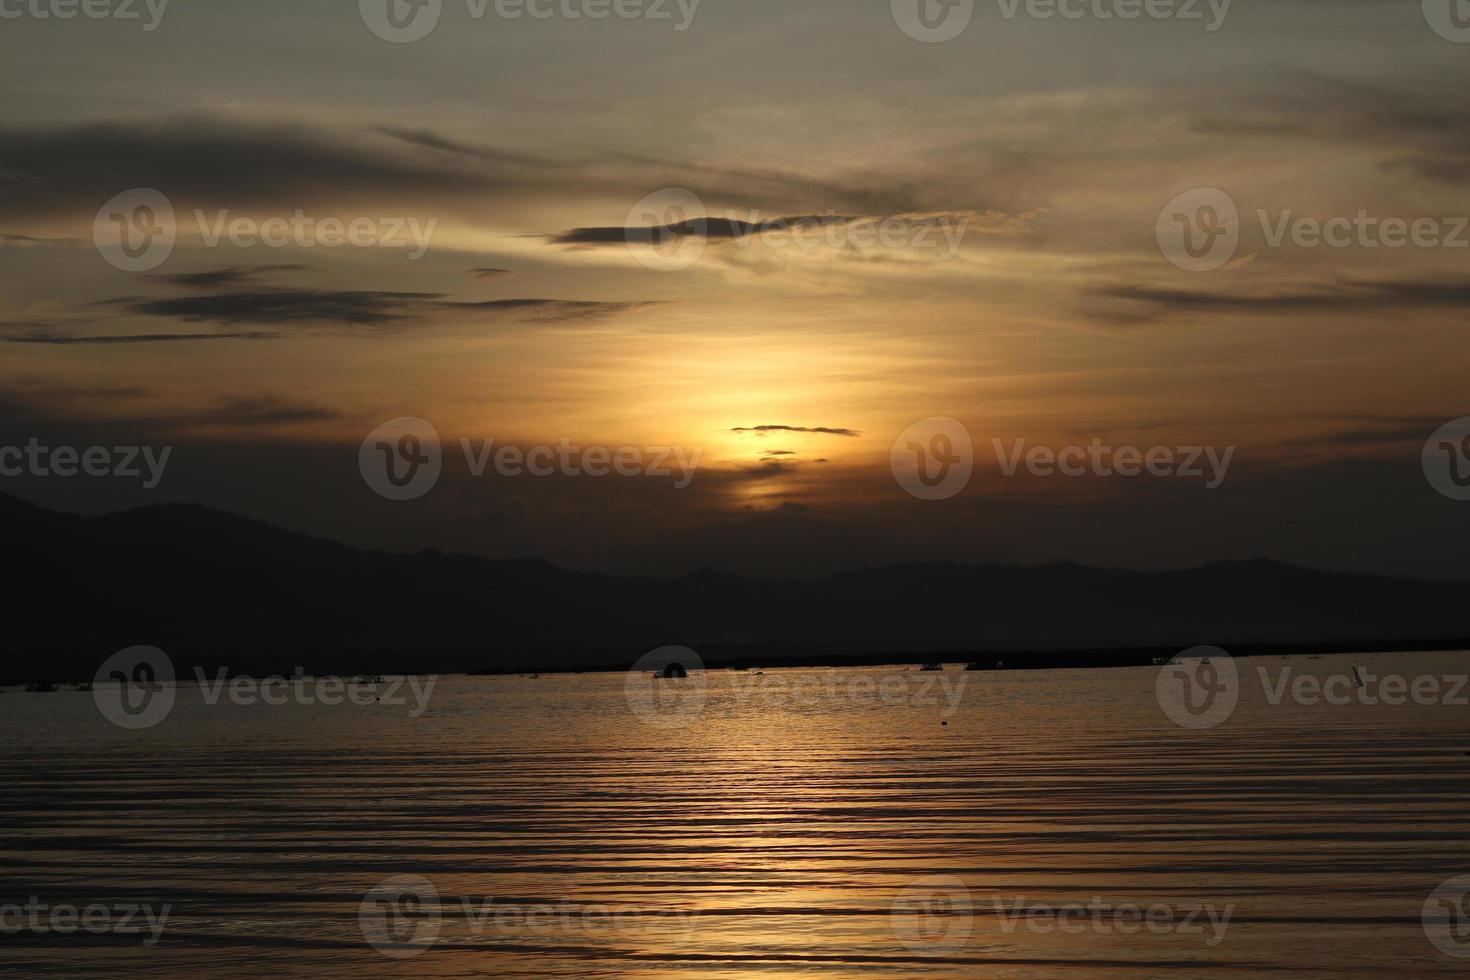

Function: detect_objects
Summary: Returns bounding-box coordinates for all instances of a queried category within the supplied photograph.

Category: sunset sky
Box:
[2,0,1468,579]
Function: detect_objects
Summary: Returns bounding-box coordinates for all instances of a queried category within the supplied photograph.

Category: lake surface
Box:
[4,651,1470,977]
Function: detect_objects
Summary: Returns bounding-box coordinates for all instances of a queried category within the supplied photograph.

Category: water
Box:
[4,651,1469,977]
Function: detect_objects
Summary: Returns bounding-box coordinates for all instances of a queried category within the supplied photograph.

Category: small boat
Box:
[920,663,944,672]
[73,683,93,692]
[355,674,385,685]
[24,681,58,693]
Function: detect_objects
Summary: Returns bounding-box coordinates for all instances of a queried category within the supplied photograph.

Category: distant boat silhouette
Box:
[659,663,689,679]
[24,681,57,693]
[920,663,944,672]
[356,674,385,685]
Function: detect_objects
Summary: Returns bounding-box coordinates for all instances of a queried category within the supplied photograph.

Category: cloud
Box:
[148,265,306,290]
[190,396,342,427]
[1097,278,1470,316]
[732,425,862,437]
[118,290,437,326]
[1,329,279,345]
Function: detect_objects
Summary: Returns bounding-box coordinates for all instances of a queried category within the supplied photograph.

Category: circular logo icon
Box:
[360,874,442,958]
[1423,417,1470,501]
[93,646,176,731]
[624,188,707,272]
[1424,0,1470,42]
[891,875,973,954]
[892,417,974,501]
[94,189,176,273]
[1425,875,1470,958]
[1156,646,1238,729]
[624,646,708,729]
[1156,188,1239,273]
[360,0,442,43]
[891,0,974,42]
[360,417,442,501]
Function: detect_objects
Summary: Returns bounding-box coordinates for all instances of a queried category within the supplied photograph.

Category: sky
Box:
[2,0,1469,579]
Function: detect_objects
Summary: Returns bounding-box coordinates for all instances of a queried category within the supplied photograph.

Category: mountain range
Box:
[3,492,1466,682]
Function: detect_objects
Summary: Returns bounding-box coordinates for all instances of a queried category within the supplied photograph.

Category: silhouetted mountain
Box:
[4,493,1467,681]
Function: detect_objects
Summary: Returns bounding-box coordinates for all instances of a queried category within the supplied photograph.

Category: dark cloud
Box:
[119,290,436,326]
[1098,278,1470,316]
[732,425,862,438]
[192,397,342,427]
[0,117,524,223]
[148,265,306,290]
[552,215,859,247]
[1189,77,1470,186]
[372,126,548,168]
[2,330,279,345]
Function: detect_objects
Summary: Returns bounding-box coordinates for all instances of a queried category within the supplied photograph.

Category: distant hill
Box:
[3,493,1467,681]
